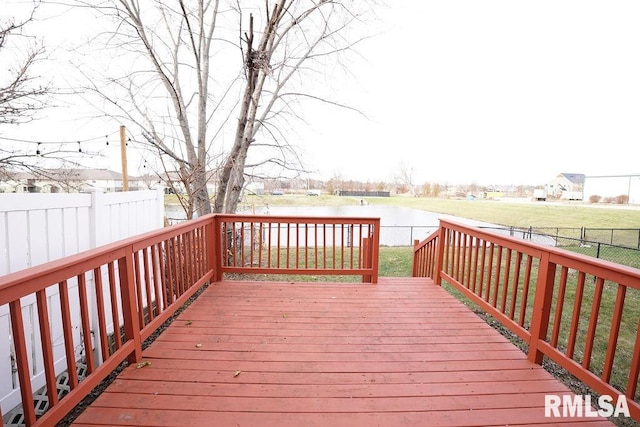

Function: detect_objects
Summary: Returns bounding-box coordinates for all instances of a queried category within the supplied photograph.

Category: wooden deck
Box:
[72,277,613,427]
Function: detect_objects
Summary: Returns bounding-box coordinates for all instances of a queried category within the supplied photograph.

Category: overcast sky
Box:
[299,0,640,185]
[2,1,640,186]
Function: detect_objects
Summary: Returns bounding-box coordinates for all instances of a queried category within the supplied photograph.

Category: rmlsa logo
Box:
[545,394,630,418]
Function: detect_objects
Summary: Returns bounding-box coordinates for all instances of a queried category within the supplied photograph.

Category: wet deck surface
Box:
[72,277,613,426]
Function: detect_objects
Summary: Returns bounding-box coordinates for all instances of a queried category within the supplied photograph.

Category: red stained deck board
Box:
[72,409,613,427]
[72,278,615,426]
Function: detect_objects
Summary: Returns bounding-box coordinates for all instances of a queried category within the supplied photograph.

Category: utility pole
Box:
[120,125,129,191]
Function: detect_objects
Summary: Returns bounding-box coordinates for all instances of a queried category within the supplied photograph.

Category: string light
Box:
[0,131,119,145]
[2,130,157,175]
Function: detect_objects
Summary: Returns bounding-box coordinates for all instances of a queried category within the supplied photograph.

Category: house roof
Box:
[559,173,585,184]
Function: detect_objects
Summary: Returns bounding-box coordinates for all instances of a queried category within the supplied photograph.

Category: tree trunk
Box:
[192,165,211,216]
[222,144,249,213]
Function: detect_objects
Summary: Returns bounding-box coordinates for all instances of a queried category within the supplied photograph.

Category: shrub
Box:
[588,194,602,203]
[615,194,629,204]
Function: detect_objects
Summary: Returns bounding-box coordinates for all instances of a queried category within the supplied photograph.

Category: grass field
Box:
[233,194,640,229]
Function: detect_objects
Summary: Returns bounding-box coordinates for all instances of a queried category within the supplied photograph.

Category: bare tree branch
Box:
[0,1,50,125]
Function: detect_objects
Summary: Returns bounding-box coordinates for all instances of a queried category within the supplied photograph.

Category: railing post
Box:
[9,300,36,426]
[371,219,380,284]
[118,251,142,364]
[210,215,223,282]
[362,220,380,284]
[361,237,371,283]
[433,223,447,285]
[412,239,419,277]
[528,251,556,365]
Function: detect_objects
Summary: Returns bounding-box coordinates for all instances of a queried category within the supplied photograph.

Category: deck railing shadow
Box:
[0,214,379,427]
[413,219,640,421]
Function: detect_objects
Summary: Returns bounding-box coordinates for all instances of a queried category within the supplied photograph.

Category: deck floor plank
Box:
[72,278,615,426]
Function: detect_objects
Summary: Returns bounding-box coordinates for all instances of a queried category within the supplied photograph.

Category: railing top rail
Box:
[414,230,438,251]
[0,214,216,301]
[439,219,547,257]
[439,219,640,286]
[215,214,380,224]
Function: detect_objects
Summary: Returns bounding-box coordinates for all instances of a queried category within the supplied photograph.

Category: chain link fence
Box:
[507,226,640,249]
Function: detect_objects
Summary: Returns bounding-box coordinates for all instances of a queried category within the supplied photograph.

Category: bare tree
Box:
[0,1,48,126]
[74,0,374,215]
[71,0,223,217]
[394,161,416,196]
[213,0,371,212]
[0,2,86,179]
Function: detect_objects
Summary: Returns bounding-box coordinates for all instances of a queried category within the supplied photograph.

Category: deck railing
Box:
[214,215,380,283]
[0,214,380,426]
[413,219,640,421]
[0,215,215,427]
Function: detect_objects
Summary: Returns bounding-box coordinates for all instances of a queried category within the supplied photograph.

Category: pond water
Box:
[166,203,500,246]
[256,205,501,246]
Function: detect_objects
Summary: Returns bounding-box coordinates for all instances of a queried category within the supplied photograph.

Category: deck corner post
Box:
[361,235,379,284]
[117,250,142,363]
[411,239,419,277]
[433,222,447,285]
[361,237,371,283]
[370,219,380,284]
[528,251,556,365]
[210,215,223,282]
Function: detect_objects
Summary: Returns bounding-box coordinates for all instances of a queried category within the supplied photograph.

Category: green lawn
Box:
[363,196,640,229]
[227,246,414,283]
[236,194,639,228]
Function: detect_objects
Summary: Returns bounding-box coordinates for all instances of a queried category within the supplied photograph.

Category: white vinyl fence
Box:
[0,189,165,419]
[0,189,165,276]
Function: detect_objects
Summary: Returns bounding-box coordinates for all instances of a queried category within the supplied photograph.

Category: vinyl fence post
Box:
[155,186,165,229]
[85,188,107,248]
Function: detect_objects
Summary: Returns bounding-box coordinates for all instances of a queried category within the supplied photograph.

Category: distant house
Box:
[545,173,585,200]
[0,169,140,193]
